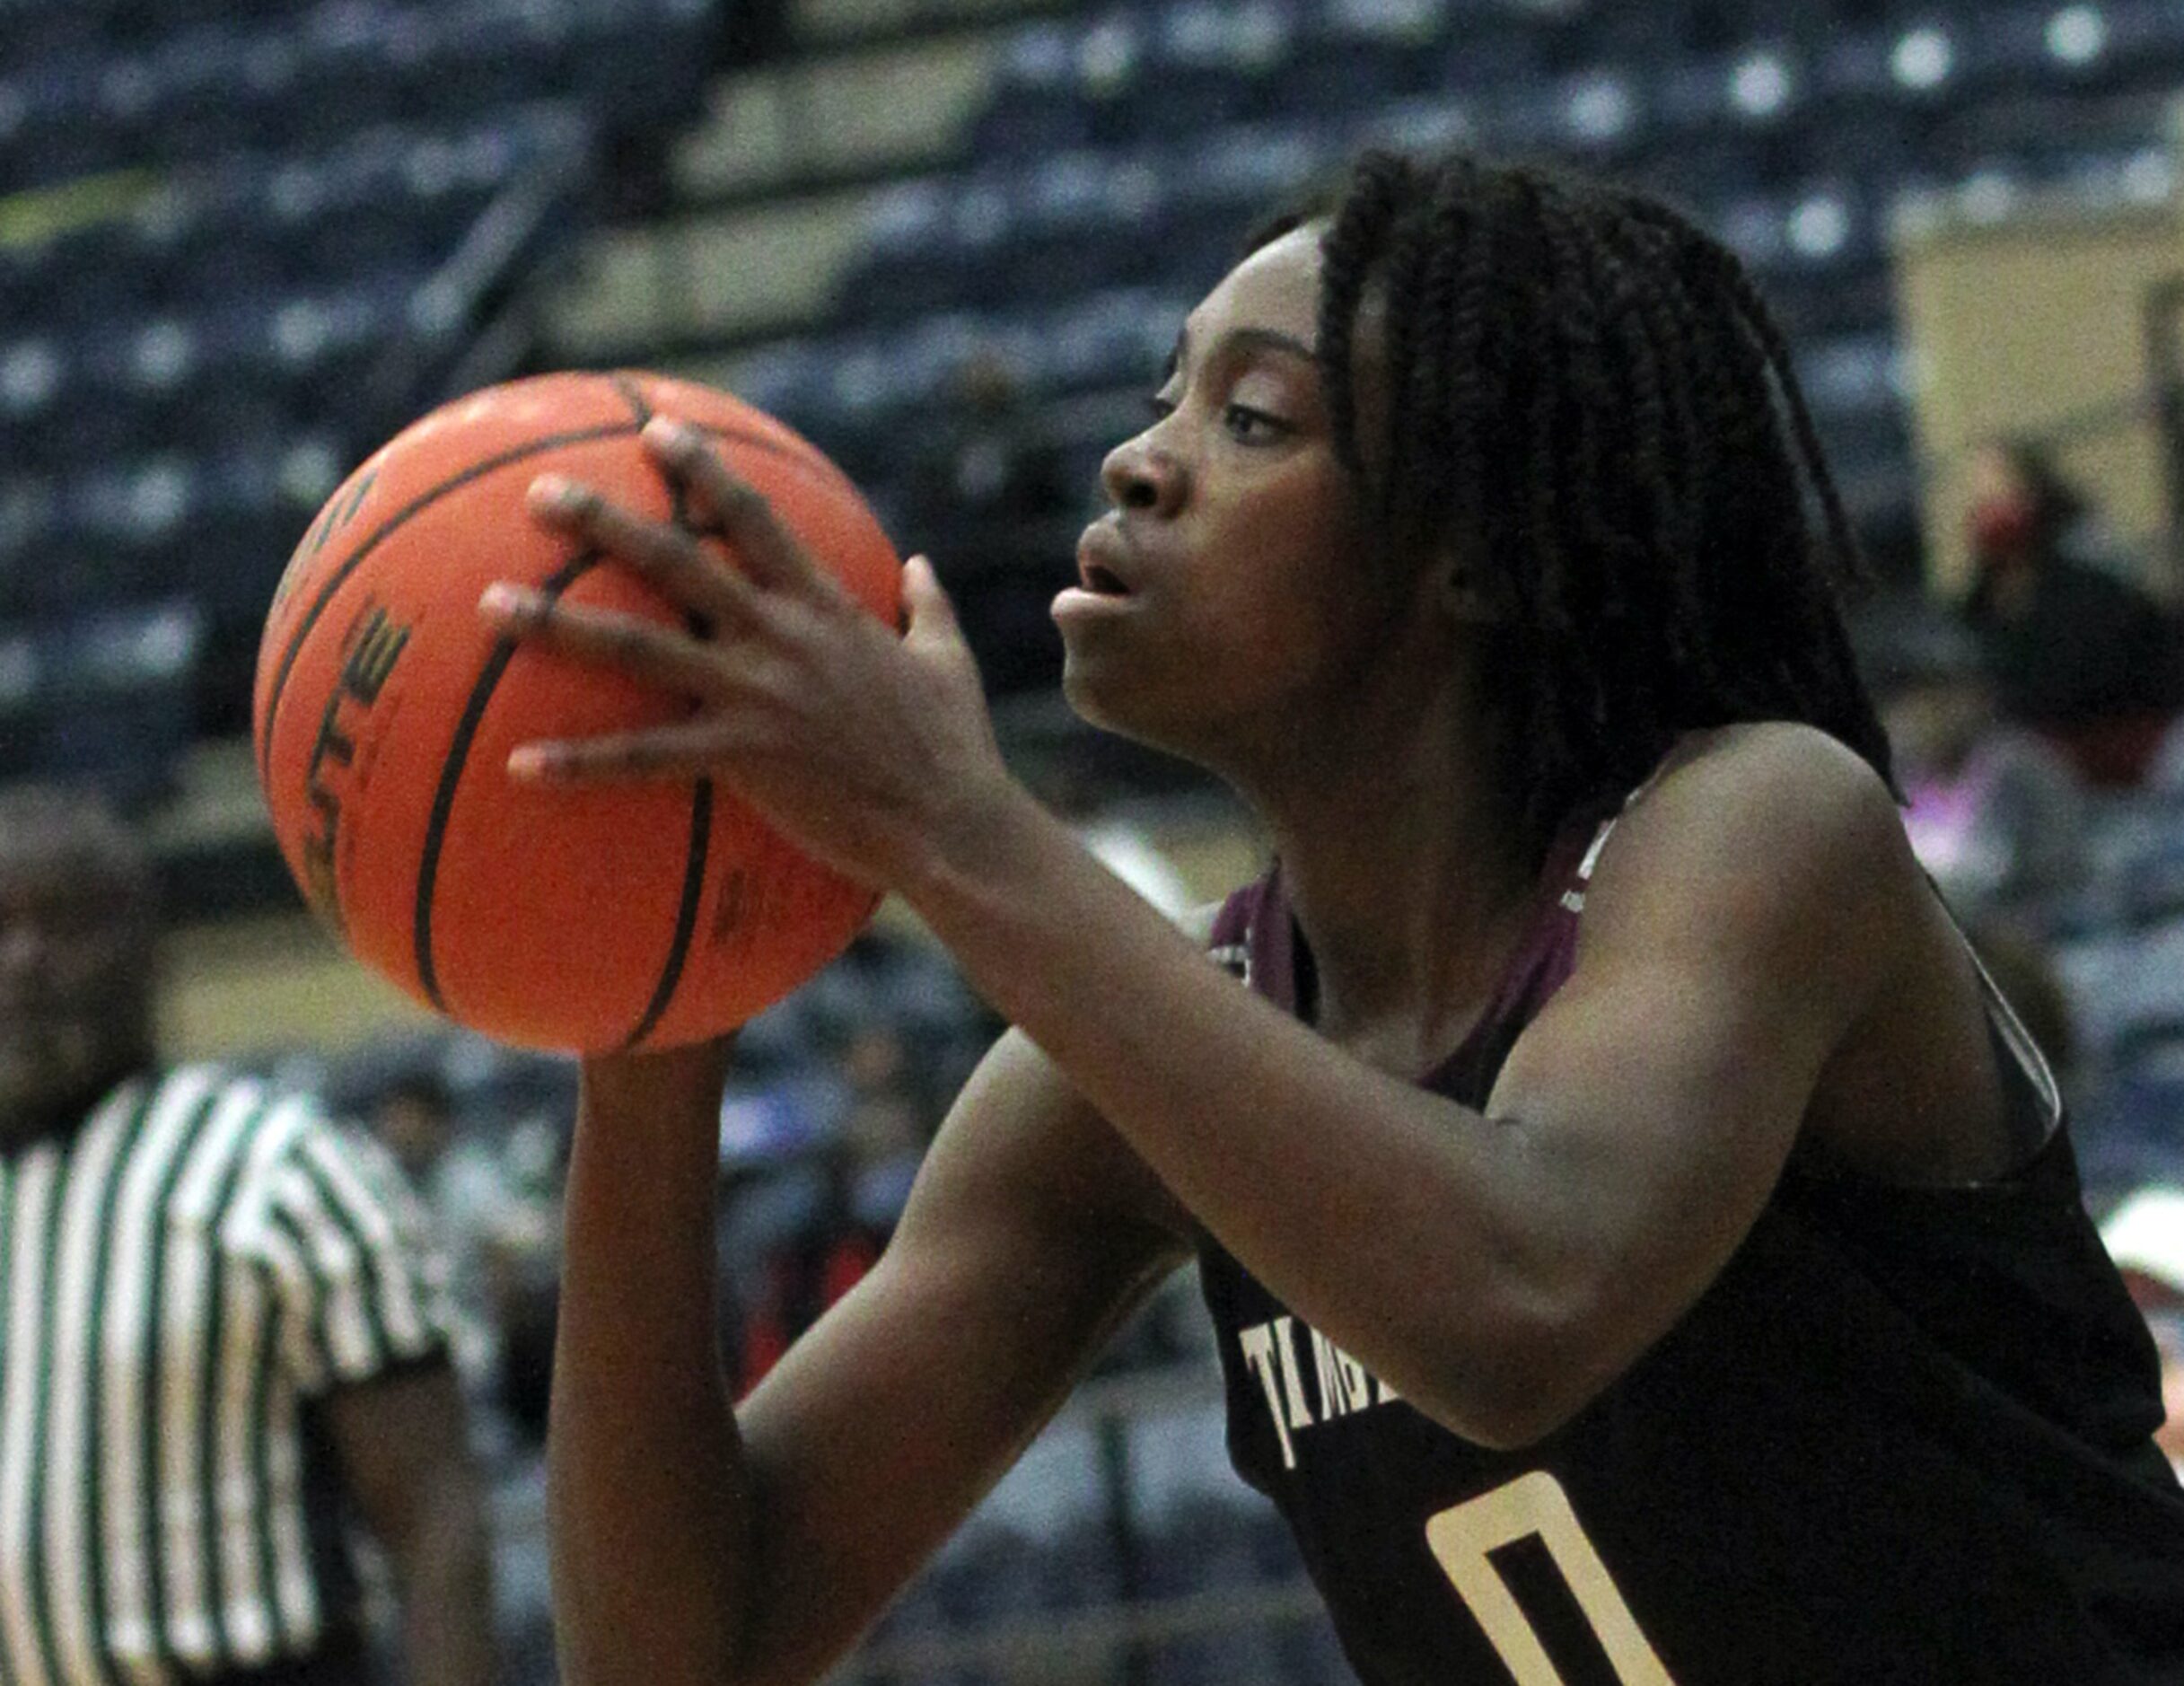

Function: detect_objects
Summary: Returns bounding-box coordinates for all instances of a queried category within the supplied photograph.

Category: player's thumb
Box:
[900,556,967,658]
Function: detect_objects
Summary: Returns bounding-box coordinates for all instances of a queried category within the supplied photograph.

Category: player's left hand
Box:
[478,415,1018,892]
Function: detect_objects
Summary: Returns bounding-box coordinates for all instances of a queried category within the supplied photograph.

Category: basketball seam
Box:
[623,781,714,1051]
[261,420,637,789]
[610,367,720,1052]
[260,395,852,788]
[411,544,608,1014]
[615,367,860,500]
[606,372,653,428]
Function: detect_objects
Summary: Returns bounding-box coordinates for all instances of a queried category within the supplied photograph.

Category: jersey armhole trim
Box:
[1952,918,2067,1148]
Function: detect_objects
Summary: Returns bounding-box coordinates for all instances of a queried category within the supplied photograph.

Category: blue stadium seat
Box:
[1004,149,1166,303]
[723,338,840,435]
[108,316,214,452]
[0,474,60,621]
[128,175,241,309]
[0,628,43,786]
[1931,86,2174,183]
[1652,41,1811,140]
[1798,331,1903,423]
[270,136,443,285]
[280,0,421,141]
[1346,91,1486,159]
[932,1524,1052,1629]
[1108,0,1288,141]
[123,24,277,162]
[9,334,154,472]
[1546,63,1655,162]
[569,0,719,126]
[6,56,119,188]
[65,455,198,601]
[1153,120,1333,285]
[972,21,1102,156]
[2113,830,2184,933]
[2109,0,2184,75]
[0,0,96,63]
[1433,21,1546,99]
[1285,0,1444,117]
[22,600,206,810]
[32,217,156,333]
[1813,18,1970,111]
[1786,102,1925,187]
[1035,1514,1127,1614]
[0,236,56,335]
[402,6,551,125]
[189,444,325,622]
[1022,287,1189,398]
[839,179,964,325]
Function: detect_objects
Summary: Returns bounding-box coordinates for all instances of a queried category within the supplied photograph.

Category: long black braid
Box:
[1255,150,1894,869]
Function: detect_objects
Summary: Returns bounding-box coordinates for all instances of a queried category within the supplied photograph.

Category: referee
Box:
[0,785,496,1686]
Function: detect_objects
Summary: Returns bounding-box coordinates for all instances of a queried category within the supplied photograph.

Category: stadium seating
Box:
[13,0,2176,782]
[729,0,2184,619]
[0,0,719,796]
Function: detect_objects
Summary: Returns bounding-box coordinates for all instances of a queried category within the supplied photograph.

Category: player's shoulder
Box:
[1587,722,1915,942]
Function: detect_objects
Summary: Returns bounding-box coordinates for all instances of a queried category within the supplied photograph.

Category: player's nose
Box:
[1100,434,1188,519]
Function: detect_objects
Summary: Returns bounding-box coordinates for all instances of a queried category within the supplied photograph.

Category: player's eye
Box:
[1145,391,1180,424]
[1224,404,1288,443]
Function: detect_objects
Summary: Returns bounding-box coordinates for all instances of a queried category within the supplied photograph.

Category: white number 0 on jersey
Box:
[1425,1471,1676,1684]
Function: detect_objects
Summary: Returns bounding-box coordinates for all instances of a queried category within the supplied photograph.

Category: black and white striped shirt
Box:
[0,1064,454,1684]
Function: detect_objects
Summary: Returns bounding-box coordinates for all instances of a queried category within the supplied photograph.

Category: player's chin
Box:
[1058,636,1150,729]
[1059,655,1201,761]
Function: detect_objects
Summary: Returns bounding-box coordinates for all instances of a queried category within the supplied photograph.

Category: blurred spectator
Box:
[729,1024,929,1389]
[0,784,495,1686]
[1959,440,2182,786]
[479,1112,568,1451]
[1865,603,2089,925]
[2099,1186,2184,1476]
[908,349,1081,696]
[838,1021,929,1230]
[367,1067,520,1405]
[2142,718,2184,798]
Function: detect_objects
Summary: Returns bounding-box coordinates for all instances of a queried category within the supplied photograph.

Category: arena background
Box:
[4,0,2184,1678]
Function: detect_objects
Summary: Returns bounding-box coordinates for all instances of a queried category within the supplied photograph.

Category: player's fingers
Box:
[479,584,727,696]
[900,556,964,653]
[526,473,760,631]
[640,417,833,599]
[504,718,755,785]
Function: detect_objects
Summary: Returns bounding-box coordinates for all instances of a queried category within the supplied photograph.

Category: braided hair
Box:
[1255,150,1894,868]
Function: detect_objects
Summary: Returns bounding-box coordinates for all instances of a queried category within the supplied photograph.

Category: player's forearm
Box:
[902,792,1577,1442]
[550,1044,760,1685]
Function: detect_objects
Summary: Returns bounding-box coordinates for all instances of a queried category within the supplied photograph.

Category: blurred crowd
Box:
[1851,439,2184,1502]
[299,935,1038,1681]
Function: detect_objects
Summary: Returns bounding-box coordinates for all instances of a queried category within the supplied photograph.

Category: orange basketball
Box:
[251,370,898,1054]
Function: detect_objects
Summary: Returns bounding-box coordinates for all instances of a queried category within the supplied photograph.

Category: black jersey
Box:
[1198,803,2184,1684]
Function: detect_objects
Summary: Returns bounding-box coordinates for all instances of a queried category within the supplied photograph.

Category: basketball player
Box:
[483,152,2184,1682]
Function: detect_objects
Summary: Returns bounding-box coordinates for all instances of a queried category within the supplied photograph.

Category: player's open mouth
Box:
[1074,523,1139,596]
